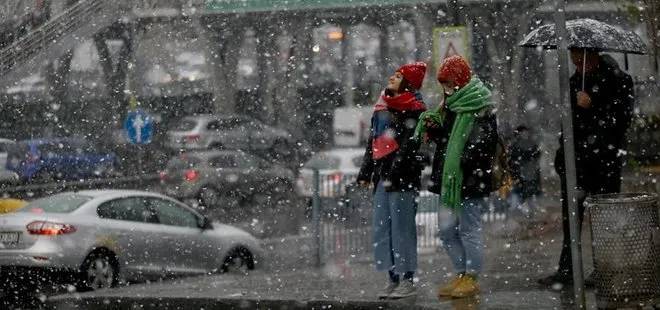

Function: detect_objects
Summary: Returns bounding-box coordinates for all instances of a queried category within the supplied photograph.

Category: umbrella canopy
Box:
[520,18,647,54]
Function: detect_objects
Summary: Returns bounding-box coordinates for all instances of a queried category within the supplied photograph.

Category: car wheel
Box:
[221,247,255,274]
[79,251,118,291]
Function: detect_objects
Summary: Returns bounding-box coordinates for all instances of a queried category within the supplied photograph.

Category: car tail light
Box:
[184,169,199,182]
[185,134,200,143]
[26,221,77,235]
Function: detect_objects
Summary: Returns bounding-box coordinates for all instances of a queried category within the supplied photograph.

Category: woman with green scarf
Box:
[416,56,498,299]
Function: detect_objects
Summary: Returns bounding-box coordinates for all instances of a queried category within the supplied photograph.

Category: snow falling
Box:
[0,0,658,309]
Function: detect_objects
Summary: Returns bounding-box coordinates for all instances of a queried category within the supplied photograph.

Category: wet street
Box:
[3,204,610,309]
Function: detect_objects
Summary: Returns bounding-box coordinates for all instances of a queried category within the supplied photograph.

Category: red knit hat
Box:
[397,62,427,90]
[437,55,472,89]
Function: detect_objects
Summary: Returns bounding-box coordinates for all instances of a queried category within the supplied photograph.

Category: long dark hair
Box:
[398,78,415,93]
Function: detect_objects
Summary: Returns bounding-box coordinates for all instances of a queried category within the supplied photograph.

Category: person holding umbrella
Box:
[537,48,635,287]
[519,18,642,290]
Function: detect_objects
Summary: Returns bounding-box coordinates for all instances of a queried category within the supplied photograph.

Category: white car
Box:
[166,114,293,153]
[0,190,262,290]
[333,107,371,147]
[296,148,365,198]
[297,147,432,198]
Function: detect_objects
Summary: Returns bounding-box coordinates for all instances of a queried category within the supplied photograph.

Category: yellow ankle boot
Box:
[437,275,464,298]
[451,275,480,298]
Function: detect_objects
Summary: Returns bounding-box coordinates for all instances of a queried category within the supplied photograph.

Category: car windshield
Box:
[304,154,340,170]
[18,193,92,213]
[172,119,198,131]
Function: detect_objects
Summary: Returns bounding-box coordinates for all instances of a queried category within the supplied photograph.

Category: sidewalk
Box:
[48,201,608,309]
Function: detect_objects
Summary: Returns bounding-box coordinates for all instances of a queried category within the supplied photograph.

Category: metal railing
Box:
[309,170,443,266]
[309,169,520,266]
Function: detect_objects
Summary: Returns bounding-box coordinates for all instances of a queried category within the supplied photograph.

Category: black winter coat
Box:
[357,107,426,192]
[509,134,541,198]
[427,109,498,199]
[555,55,634,194]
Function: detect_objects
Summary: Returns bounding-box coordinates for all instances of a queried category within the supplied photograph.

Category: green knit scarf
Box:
[416,77,492,209]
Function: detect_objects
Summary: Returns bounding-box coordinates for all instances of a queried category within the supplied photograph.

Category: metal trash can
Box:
[585,193,660,309]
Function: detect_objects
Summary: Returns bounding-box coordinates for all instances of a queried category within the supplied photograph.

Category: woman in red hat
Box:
[416,55,498,299]
[357,62,427,299]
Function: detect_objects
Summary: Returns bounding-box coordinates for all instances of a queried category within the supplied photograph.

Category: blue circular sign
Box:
[124,109,154,145]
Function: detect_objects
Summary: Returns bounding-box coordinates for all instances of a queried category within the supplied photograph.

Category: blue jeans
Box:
[372,182,418,274]
[439,198,485,275]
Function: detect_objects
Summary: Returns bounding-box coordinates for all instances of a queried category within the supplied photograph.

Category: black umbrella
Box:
[520,18,647,54]
[521,18,647,91]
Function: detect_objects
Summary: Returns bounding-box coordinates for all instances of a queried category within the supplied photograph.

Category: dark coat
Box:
[357,106,426,192]
[555,55,634,194]
[427,109,498,199]
[509,133,541,198]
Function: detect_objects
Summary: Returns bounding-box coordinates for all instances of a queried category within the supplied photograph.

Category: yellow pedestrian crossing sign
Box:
[444,41,460,59]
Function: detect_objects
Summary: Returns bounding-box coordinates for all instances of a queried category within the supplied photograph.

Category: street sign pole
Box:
[312,169,321,268]
[137,145,143,188]
[554,1,586,307]
[124,103,154,189]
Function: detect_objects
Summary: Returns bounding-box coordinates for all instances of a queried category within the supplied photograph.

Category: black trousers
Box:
[556,167,621,278]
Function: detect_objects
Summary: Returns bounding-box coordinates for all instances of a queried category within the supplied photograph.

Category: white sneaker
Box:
[389,281,417,299]
[377,282,399,299]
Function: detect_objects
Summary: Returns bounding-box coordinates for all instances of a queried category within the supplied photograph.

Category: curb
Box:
[47,296,438,310]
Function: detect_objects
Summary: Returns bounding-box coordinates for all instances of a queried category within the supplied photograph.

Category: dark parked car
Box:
[5,138,118,182]
[159,150,295,210]
[166,114,294,156]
